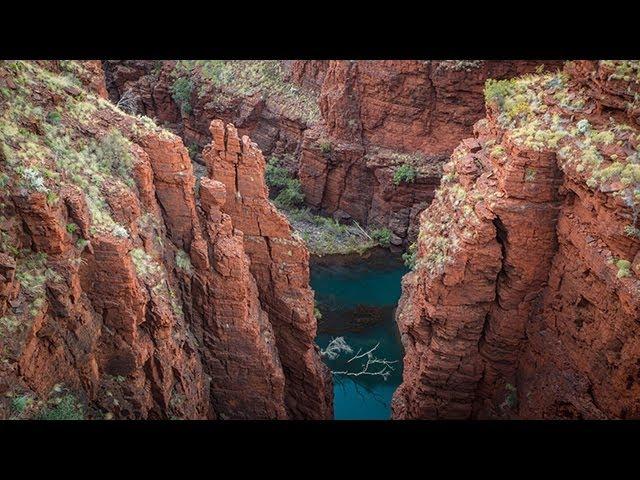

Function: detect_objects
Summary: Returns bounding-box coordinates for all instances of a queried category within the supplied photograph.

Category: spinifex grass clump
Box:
[483,61,640,244]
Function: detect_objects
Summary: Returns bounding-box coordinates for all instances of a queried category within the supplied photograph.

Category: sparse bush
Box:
[393,164,417,186]
[66,223,78,234]
[371,228,392,248]
[91,130,134,183]
[274,179,305,208]
[130,247,161,279]
[616,259,632,278]
[112,224,129,238]
[21,167,48,193]
[484,78,515,108]
[624,225,640,239]
[525,167,537,182]
[175,249,193,274]
[171,77,194,116]
[37,394,84,420]
[576,119,591,135]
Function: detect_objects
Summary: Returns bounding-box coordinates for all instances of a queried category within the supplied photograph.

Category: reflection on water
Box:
[311,248,408,420]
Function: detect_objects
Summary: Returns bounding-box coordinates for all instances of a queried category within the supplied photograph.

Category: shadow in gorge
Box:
[311,248,408,420]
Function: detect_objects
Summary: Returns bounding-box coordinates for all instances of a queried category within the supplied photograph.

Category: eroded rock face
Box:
[103,60,319,160]
[0,61,330,420]
[297,60,561,245]
[104,60,557,247]
[202,120,332,420]
[392,61,640,419]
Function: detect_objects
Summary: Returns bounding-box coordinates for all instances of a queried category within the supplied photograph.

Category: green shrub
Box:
[371,228,392,248]
[66,223,78,234]
[37,394,84,420]
[187,142,199,159]
[274,179,305,208]
[318,140,332,155]
[171,77,193,115]
[402,242,418,269]
[503,383,518,409]
[76,238,89,251]
[46,111,61,125]
[265,156,291,189]
[616,259,632,278]
[0,172,9,188]
[393,164,417,186]
[11,394,33,414]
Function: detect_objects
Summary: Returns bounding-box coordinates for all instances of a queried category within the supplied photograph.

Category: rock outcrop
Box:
[202,120,332,419]
[392,60,640,419]
[0,60,331,419]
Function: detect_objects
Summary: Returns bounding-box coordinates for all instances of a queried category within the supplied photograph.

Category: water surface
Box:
[311,249,408,420]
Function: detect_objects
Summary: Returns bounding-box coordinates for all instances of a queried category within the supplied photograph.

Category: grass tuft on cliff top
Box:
[172,60,321,125]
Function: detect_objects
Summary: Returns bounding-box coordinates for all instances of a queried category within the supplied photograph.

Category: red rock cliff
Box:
[392,60,640,419]
[0,61,331,419]
[104,61,559,249]
[298,60,562,246]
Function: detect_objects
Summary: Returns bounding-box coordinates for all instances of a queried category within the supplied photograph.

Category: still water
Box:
[311,249,408,420]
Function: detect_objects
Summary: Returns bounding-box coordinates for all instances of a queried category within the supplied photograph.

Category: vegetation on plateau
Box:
[171,61,320,125]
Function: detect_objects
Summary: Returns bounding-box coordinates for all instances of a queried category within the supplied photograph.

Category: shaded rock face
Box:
[0,61,330,419]
[392,61,640,419]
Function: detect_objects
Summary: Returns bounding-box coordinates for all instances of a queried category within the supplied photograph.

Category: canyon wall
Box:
[105,60,557,248]
[0,61,331,419]
[103,60,320,161]
[298,60,562,246]
[392,60,640,419]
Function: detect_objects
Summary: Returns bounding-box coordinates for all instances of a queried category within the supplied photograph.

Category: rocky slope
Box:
[0,60,331,419]
[392,60,640,419]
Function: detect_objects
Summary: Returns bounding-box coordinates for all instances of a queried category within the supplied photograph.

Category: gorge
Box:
[0,59,638,420]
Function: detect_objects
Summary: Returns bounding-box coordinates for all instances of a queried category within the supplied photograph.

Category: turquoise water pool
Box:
[311,249,408,420]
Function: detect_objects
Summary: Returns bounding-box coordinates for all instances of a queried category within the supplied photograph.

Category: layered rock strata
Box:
[298,60,563,246]
[104,60,558,247]
[392,60,640,419]
[0,60,330,420]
